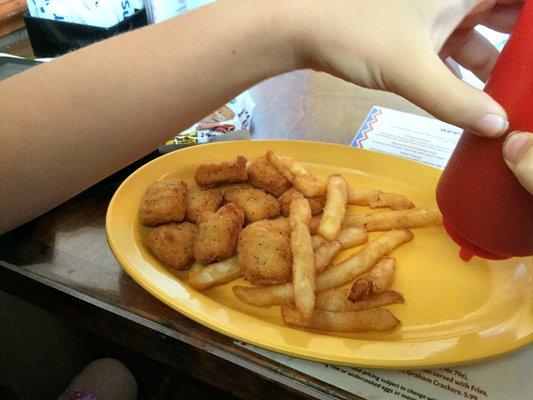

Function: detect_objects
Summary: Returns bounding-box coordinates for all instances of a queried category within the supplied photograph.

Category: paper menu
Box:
[239,343,531,400]
[351,106,462,170]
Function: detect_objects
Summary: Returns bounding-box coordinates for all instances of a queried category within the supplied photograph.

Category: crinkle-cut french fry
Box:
[349,257,396,301]
[279,188,325,216]
[294,175,327,198]
[283,188,413,214]
[266,153,292,181]
[347,189,414,210]
[315,229,412,293]
[318,175,348,241]
[232,283,293,307]
[267,151,327,197]
[314,228,369,272]
[335,227,367,249]
[312,227,367,251]
[316,290,404,312]
[289,197,315,321]
[342,208,442,231]
[289,196,311,228]
[311,234,328,250]
[309,214,321,234]
[314,241,342,273]
[265,151,294,179]
[233,229,413,306]
[189,257,241,290]
[281,304,400,332]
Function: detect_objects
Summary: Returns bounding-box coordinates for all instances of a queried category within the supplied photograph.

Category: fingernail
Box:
[503,132,528,163]
[475,114,509,137]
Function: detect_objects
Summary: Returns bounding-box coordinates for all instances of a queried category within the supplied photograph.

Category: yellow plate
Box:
[106,140,532,368]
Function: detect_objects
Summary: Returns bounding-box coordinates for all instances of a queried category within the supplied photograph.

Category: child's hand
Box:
[440,1,523,82]
[503,131,533,193]
[290,0,523,138]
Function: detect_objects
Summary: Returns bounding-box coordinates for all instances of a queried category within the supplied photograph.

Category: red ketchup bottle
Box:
[436,1,533,261]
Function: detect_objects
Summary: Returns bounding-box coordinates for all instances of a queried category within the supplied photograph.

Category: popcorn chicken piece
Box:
[186,187,223,223]
[224,187,281,223]
[248,156,291,197]
[146,222,197,270]
[194,156,247,188]
[238,220,292,285]
[139,179,187,226]
[194,203,245,264]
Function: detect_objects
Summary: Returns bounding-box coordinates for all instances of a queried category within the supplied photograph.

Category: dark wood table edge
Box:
[0,260,361,400]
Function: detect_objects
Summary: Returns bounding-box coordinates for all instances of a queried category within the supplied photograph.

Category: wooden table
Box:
[0,33,428,399]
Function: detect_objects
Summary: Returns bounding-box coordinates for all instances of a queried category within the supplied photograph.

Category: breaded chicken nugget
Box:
[194,155,247,188]
[278,188,325,216]
[139,179,188,226]
[259,217,290,234]
[220,183,254,193]
[238,221,292,285]
[194,203,245,264]
[186,187,223,223]
[146,222,197,270]
[248,156,291,196]
[224,187,281,223]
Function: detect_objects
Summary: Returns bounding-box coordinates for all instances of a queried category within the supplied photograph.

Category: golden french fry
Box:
[266,151,293,181]
[349,257,396,301]
[232,284,293,307]
[318,174,348,241]
[289,196,311,228]
[295,175,327,198]
[267,151,327,197]
[342,208,442,231]
[314,241,342,273]
[309,214,321,235]
[315,290,404,312]
[280,155,307,176]
[279,188,325,216]
[233,229,413,306]
[316,229,412,292]
[311,234,328,250]
[347,189,414,210]
[335,227,367,249]
[312,227,367,251]
[311,226,364,279]
[289,197,315,321]
[189,257,241,290]
[281,304,400,332]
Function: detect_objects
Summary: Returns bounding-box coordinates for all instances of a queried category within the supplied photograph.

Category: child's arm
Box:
[0,0,523,233]
[0,0,300,233]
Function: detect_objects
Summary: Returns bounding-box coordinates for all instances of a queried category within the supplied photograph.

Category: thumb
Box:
[502,131,533,194]
[385,48,508,138]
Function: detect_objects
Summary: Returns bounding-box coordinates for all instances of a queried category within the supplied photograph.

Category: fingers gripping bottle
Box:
[436,1,533,260]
